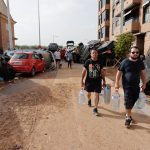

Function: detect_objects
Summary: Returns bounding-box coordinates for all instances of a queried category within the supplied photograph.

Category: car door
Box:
[32,54,44,71]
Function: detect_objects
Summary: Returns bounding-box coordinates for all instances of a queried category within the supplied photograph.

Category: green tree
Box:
[114,33,135,58]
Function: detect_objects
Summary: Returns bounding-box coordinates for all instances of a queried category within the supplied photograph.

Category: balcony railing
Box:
[123,18,140,33]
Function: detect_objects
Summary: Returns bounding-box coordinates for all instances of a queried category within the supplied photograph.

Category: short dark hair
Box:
[90,49,98,53]
[129,46,139,52]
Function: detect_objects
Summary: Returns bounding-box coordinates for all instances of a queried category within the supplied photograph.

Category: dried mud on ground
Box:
[0,64,150,150]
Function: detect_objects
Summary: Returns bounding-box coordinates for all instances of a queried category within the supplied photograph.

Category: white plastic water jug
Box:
[99,89,104,103]
[103,84,111,104]
[135,92,146,109]
[111,92,120,111]
[78,90,86,105]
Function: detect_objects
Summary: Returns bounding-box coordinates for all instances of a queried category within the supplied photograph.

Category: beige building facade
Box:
[98,0,150,55]
[0,0,16,52]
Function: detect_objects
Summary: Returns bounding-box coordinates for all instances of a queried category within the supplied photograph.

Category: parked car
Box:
[4,50,16,59]
[8,51,45,76]
[80,40,102,63]
[35,49,56,70]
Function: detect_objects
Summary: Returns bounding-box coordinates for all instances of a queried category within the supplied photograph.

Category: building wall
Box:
[0,0,15,52]
[98,0,150,55]
[144,32,150,54]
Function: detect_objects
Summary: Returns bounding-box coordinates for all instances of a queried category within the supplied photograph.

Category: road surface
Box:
[0,63,150,150]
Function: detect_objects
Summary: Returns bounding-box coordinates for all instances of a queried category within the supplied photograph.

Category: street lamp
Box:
[53,34,59,43]
[6,0,13,49]
[38,0,41,48]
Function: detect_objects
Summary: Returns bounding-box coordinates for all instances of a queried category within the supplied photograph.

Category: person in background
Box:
[81,49,106,116]
[115,46,146,128]
[54,49,61,69]
[65,47,73,69]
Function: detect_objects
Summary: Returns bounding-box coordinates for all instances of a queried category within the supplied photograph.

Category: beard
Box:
[130,56,139,60]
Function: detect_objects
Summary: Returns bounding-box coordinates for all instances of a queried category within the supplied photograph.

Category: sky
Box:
[5,0,98,47]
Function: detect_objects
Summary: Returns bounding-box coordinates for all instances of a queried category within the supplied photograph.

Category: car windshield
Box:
[12,53,29,59]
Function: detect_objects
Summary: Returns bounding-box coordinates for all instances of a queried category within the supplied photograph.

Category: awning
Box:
[97,41,115,52]
[133,32,146,36]
[143,1,150,7]
[87,40,101,45]
[123,10,132,17]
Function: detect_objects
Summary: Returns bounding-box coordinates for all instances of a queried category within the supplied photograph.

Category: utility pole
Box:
[38,0,41,48]
[7,0,13,49]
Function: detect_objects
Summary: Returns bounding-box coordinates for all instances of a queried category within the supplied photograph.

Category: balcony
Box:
[115,3,121,16]
[101,20,110,28]
[100,36,109,42]
[123,19,140,33]
[124,0,141,10]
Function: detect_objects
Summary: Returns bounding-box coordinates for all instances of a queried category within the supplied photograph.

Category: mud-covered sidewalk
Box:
[0,63,150,150]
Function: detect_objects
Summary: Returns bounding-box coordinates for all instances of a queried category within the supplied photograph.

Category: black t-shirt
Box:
[84,59,103,82]
[118,58,145,87]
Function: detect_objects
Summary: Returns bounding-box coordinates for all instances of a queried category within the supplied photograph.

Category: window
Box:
[98,31,101,39]
[100,27,109,38]
[12,53,29,59]
[143,4,149,23]
[101,10,110,23]
[112,23,115,35]
[115,17,120,27]
[106,10,110,20]
[112,9,115,18]
[33,54,40,59]
[101,27,105,38]
[106,27,109,37]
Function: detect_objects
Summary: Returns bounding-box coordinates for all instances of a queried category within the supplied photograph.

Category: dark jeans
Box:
[68,60,72,68]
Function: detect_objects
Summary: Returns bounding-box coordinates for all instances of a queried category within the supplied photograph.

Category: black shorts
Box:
[123,86,140,109]
[84,80,102,93]
[56,59,61,62]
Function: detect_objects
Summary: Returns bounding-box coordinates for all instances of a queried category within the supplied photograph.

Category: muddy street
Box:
[0,63,150,150]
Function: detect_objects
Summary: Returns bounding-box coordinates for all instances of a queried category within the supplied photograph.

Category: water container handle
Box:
[116,88,119,92]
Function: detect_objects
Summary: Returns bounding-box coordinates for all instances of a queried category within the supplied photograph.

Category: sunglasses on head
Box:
[131,51,139,54]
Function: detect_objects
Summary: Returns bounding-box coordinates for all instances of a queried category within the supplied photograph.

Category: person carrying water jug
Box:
[115,46,147,128]
[81,49,106,116]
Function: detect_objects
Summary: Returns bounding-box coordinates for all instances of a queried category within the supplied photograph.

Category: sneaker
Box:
[125,118,132,128]
[88,99,92,107]
[130,116,136,124]
[93,108,99,116]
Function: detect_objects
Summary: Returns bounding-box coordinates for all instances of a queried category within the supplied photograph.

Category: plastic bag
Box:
[78,90,86,105]
[111,92,120,111]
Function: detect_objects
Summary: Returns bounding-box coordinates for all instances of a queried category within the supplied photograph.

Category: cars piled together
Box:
[0,49,55,81]
[0,54,15,81]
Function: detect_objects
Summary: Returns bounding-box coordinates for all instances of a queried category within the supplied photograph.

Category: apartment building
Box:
[98,0,150,55]
[0,0,16,52]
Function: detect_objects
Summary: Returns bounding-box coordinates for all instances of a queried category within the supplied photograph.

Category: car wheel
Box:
[31,67,36,77]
